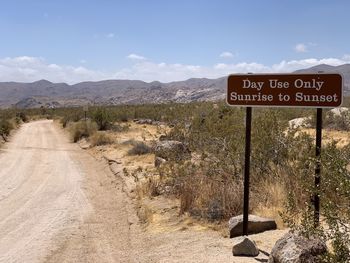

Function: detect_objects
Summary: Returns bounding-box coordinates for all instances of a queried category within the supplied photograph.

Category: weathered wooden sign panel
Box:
[227,73,343,108]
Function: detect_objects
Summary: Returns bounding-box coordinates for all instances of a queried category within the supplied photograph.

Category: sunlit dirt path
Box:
[0,120,138,262]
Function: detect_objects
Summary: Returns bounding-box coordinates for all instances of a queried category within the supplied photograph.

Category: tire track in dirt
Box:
[0,120,139,263]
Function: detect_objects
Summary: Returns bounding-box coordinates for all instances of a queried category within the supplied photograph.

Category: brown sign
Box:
[227,73,343,108]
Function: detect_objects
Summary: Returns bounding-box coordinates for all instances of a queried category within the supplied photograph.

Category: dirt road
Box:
[0,120,285,263]
[0,120,142,263]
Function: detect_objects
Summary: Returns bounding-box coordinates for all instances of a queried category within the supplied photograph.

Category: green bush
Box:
[110,123,129,132]
[69,120,97,142]
[324,110,350,131]
[60,116,70,128]
[0,119,13,141]
[127,141,152,155]
[281,142,350,262]
[92,108,112,130]
[89,132,113,146]
[162,161,244,221]
[16,112,28,122]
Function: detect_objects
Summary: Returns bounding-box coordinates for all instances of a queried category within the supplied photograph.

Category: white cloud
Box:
[127,53,146,60]
[114,56,350,82]
[106,33,115,38]
[1,55,350,84]
[342,54,350,61]
[271,57,350,72]
[220,51,234,58]
[0,56,106,84]
[295,43,308,53]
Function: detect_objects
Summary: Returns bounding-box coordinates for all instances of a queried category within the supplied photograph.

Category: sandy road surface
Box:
[0,120,140,263]
[0,120,91,262]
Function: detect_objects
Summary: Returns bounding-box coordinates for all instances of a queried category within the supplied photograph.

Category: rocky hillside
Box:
[0,78,227,108]
[295,64,350,91]
[0,64,349,108]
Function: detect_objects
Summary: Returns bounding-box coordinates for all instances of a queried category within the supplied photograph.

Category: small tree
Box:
[0,119,13,141]
[92,108,112,130]
[16,112,28,122]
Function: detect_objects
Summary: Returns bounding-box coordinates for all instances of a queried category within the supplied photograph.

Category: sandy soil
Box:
[0,120,141,262]
[298,128,350,147]
[0,120,286,263]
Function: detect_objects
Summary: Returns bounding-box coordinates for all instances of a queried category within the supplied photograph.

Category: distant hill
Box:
[0,64,349,108]
[294,64,350,91]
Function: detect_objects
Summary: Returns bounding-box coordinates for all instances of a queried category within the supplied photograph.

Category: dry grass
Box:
[68,120,97,142]
[116,122,161,143]
[137,204,154,225]
[176,169,244,221]
[252,179,287,229]
[298,128,350,147]
[127,141,152,155]
[89,131,113,146]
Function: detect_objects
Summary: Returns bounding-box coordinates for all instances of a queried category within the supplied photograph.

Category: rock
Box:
[329,107,349,117]
[232,236,259,257]
[268,232,327,263]
[288,117,311,129]
[78,138,91,149]
[155,157,166,167]
[154,140,190,161]
[159,135,168,141]
[134,119,166,126]
[103,154,122,165]
[151,120,165,126]
[109,162,122,175]
[135,119,153,125]
[229,214,277,238]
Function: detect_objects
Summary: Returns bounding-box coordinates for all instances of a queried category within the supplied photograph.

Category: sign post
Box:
[227,73,342,235]
[243,107,252,236]
[314,108,322,226]
[83,105,88,121]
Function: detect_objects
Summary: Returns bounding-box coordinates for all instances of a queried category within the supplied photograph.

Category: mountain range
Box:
[0,64,349,108]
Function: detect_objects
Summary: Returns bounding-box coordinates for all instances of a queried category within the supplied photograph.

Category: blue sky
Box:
[0,0,350,83]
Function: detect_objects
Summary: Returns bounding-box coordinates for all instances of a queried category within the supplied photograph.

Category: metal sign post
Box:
[83,105,88,121]
[243,107,252,236]
[314,108,322,227]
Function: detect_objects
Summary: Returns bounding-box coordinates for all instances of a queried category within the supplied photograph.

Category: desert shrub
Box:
[60,116,70,128]
[89,132,113,146]
[324,110,350,131]
[251,110,290,177]
[59,110,84,128]
[0,119,13,141]
[306,109,350,131]
[110,123,129,132]
[127,141,152,155]
[69,120,97,142]
[158,161,243,221]
[282,142,350,262]
[16,112,28,122]
[119,114,129,122]
[92,108,112,130]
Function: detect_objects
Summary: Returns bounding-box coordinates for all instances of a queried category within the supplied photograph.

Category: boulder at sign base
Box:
[229,214,277,238]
